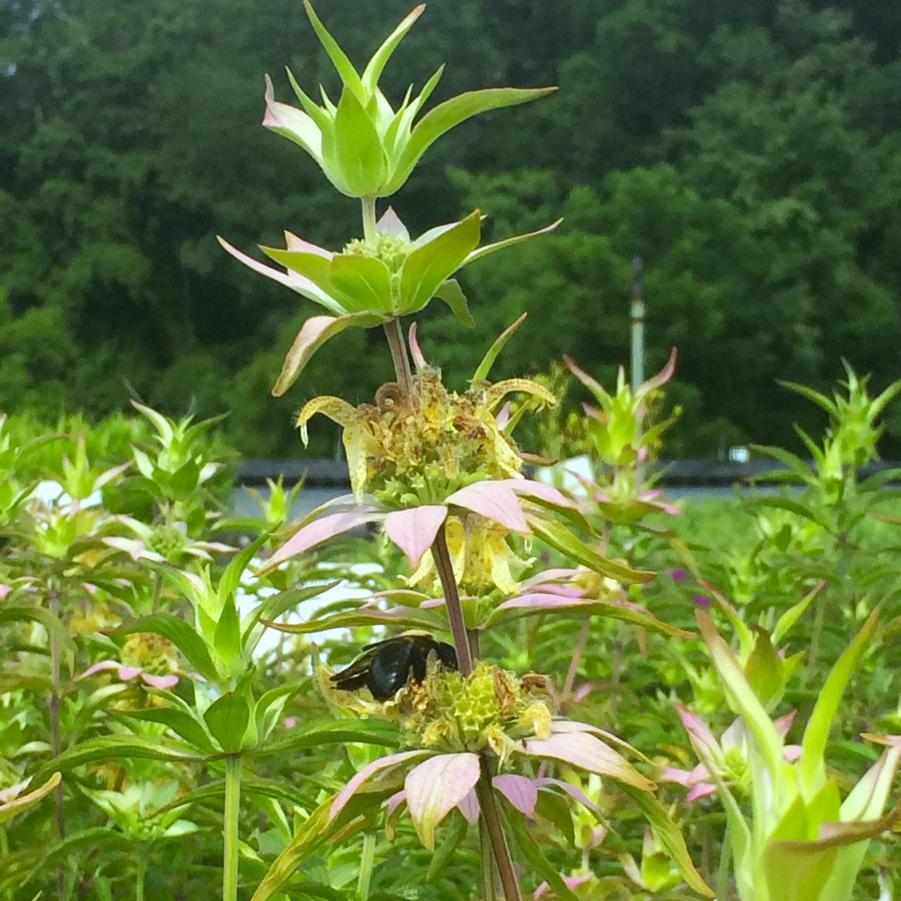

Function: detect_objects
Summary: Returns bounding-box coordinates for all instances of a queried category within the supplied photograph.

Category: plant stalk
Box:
[361,195,378,243]
[479,817,497,901]
[356,831,376,899]
[431,525,474,676]
[223,755,243,901]
[48,587,66,843]
[136,857,147,901]
[476,773,521,901]
[716,821,732,900]
[383,318,415,396]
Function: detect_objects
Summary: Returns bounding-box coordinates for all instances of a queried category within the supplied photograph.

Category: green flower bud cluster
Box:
[398,661,552,755]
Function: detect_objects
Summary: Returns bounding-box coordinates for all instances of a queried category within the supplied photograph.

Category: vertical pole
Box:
[630,257,645,393]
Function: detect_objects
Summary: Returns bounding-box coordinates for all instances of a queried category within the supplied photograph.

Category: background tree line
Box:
[1,0,899,457]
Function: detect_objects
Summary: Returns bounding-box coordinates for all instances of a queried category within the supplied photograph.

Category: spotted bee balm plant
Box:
[218,4,711,900]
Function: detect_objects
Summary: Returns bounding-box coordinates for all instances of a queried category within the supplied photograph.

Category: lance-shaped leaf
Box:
[463,218,562,267]
[273,313,383,397]
[263,600,444,636]
[799,609,880,798]
[362,4,426,93]
[0,773,61,826]
[33,737,201,783]
[434,278,474,327]
[528,517,655,583]
[204,693,251,753]
[388,87,557,194]
[324,86,387,196]
[401,211,481,312]
[260,246,393,315]
[116,613,218,682]
[490,592,693,638]
[697,610,784,786]
[217,235,342,313]
[473,313,528,381]
[619,785,715,898]
[405,753,481,850]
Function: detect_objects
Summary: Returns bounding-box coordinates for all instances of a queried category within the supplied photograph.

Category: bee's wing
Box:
[330,647,379,689]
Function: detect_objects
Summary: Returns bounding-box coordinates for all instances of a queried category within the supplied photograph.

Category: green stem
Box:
[356,832,376,899]
[223,755,243,901]
[136,856,147,901]
[361,195,377,243]
[476,773,521,901]
[48,588,66,843]
[716,821,732,900]
[431,525,474,676]
[479,817,497,901]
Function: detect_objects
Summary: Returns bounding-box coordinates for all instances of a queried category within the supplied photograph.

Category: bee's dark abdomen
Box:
[367,640,416,700]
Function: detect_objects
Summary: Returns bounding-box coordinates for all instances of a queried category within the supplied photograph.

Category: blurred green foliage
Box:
[1,0,900,456]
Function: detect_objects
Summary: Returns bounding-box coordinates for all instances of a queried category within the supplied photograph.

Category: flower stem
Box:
[476,773,521,901]
[431,524,474,676]
[47,587,65,842]
[479,818,497,901]
[716,821,732,900]
[356,831,376,899]
[361,195,377,243]
[223,755,243,901]
[136,857,147,901]
[383,318,415,396]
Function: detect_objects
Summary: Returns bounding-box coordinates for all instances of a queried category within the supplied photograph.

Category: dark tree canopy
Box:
[1,0,899,456]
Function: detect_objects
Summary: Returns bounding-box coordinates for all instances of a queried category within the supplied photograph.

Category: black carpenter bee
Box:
[330,633,458,701]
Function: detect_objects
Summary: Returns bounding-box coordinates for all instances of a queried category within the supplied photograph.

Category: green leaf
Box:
[204,693,251,753]
[744,629,784,708]
[254,718,398,759]
[271,312,383,397]
[33,737,200,783]
[472,314,527,381]
[773,582,824,645]
[168,460,200,497]
[433,279,475,327]
[325,87,386,197]
[261,604,443,636]
[463,218,562,267]
[219,533,269,607]
[505,811,579,901]
[619,786,714,898]
[799,609,880,797]
[302,2,365,102]
[389,87,557,193]
[0,772,61,826]
[329,256,393,313]
[156,776,308,817]
[214,596,244,674]
[528,517,655,583]
[121,707,214,754]
[0,605,73,649]
[251,791,390,901]
[117,614,218,682]
[697,611,784,784]
[487,596,692,639]
[361,5,425,94]
[401,211,481,313]
[259,247,333,295]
